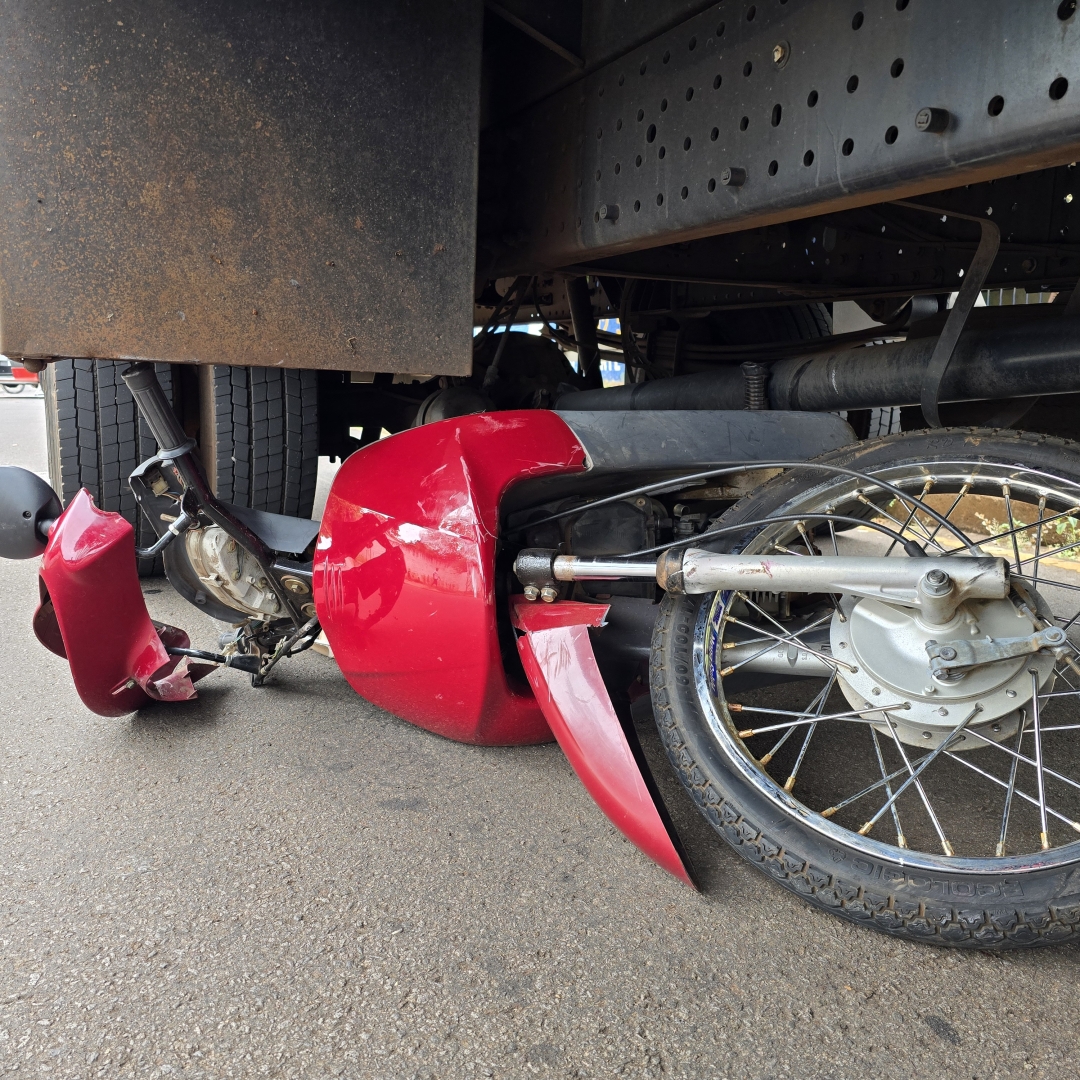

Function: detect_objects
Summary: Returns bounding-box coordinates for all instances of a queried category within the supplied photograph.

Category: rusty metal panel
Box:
[486,0,1080,276]
[0,0,481,373]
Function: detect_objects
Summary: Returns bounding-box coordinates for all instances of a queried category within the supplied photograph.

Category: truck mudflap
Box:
[34,488,210,716]
[511,597,696,888]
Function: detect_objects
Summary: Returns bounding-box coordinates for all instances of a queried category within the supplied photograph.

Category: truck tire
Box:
[42,359,176,576]
[42,360,320,577]
[198,365,319,518]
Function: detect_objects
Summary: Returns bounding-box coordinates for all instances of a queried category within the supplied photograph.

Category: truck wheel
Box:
[198,365,319,518]
[42,360,320,577]
[41,359,175,576]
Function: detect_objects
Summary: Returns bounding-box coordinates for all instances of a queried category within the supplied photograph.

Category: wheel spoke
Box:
[870,726,906,848]
[945,750,1080,835]
[996,710,1027,857]
[727,609,856,674]
[758,675,835,767]
[857,492,945,553]
[783,671,837,792]
[757,723,798,768]
[962,724,1080,799]
[1033,493,1047,591]
[1031,670,1050,850]
[819,754,932,818]
[921,481,970,549]
[1017,538,1080,567]
[881,713,956,856]
[732,702,902,738]
[858,707,980,848]
[885,479,934,557]
[1002,482,1024,574]
[941,501,1080,556]
[718,611,834,678]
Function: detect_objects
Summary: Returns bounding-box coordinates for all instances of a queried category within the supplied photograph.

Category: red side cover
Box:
[313,411,587,745]
[35,489,201,716]
[512,598,696,887]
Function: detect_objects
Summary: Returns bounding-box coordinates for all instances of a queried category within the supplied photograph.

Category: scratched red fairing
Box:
[36,489,201,716]
[313,411,587,744]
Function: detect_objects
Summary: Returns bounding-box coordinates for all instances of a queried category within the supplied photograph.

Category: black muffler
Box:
[558,312,1080,414]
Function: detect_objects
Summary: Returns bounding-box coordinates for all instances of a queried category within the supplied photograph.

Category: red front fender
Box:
[35,489,204,716]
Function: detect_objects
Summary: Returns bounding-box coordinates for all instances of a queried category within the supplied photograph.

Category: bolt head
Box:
[915,106,950,133]
[540,585,559,603]
[772,41,789,66]
[939,646,957,661]
[523,585,540,601]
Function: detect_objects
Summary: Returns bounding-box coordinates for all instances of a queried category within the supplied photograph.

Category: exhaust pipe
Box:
[557,313,1080,414]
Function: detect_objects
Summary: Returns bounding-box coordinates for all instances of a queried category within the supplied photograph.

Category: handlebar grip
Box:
[121,363,191,454]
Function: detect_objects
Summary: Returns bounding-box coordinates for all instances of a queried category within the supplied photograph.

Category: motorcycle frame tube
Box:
[312,411,587,745]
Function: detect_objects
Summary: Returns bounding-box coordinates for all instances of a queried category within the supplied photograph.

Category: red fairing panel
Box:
[512,598,696,887]
[36,489,202,716]
[313,411,587,745]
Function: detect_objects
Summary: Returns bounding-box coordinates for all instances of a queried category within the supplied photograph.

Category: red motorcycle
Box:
[4,362,1080,950]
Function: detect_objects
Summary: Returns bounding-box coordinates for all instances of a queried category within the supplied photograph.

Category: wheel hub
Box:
[831,593,1056,749]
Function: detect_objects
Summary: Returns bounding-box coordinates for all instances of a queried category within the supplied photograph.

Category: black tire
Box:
[199,365,318,517]
[43,361,320,577]
[651,428,1080,949]
[42,359,175,576]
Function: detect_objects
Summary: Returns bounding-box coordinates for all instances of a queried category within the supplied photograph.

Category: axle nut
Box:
[921,568,953,595]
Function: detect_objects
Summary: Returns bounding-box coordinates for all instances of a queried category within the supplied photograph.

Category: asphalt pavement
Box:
[2,393,1079,1080]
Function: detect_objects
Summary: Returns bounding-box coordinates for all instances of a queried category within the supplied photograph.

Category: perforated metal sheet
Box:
[489,0,1080,274]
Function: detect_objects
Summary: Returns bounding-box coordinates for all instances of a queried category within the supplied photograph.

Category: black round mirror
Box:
[0,466,62,559]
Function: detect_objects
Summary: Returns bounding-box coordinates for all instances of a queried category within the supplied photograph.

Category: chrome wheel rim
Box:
[698,456,1080,872]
